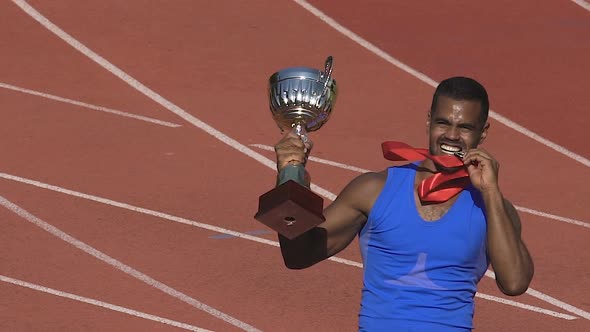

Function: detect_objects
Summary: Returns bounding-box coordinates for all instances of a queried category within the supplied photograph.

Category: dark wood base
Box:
[254,180,325,239]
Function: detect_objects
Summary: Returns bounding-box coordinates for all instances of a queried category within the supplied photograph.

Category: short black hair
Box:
[430,76,489,124]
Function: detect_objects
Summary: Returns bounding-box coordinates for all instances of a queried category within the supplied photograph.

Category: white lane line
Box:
[485,270,590,320]
[0,82,181,128]
[0,172,281,248]
[291,0,590,168]
[250,143,590,229]
[0,275,213,332]
[475,292,576,320]
[0,172,582,321]
[9,0,587,322]
[0,195,261,332]
[571,0,590,11]
[514,206,590,229]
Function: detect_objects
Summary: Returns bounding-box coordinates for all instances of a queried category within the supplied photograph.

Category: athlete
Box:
[273,77,534,331]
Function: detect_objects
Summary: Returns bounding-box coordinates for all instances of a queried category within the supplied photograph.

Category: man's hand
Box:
[462,148,500,193]
[274,128,313,172]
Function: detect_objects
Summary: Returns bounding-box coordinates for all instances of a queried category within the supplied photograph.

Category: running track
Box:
[1,1,589,331]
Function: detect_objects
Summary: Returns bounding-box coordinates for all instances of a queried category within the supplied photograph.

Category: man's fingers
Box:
[462,149,500,175]
[463,149,493,165]
[274,130,314,171]
[275,135,304,150]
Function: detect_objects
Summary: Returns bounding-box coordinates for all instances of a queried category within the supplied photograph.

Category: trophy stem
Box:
[277,122,309,188]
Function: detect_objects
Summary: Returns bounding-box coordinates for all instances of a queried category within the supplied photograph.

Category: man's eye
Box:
[459,126,474,132]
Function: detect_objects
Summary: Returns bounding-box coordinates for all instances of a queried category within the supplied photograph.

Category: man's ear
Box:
[479,122,490,144]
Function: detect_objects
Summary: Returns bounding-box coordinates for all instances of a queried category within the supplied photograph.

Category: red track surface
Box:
[1,1,589,331]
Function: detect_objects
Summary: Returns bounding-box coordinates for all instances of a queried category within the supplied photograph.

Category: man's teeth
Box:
[440,144,461,154]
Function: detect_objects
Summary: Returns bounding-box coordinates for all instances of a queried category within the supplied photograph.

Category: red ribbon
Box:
[381,141,470,203]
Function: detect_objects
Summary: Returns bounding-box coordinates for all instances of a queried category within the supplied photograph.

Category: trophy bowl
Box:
[268,56,338,133]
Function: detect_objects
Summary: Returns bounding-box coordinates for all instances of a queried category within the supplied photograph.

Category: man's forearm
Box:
[278,227,328,269]
[483,188,534,295]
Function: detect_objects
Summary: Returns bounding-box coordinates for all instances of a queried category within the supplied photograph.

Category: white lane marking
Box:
[251,143,590,229]
[291,0,590,168]
[0,195,261,332]
[475,292,576,320]
[0,172,281,248]
[9,0,588,321]
[0,275,213,332]
[485,270,590,320]
[571,0,590,11]
[0,172,583,321]
[514,206,590,229]
[0,82,181,128]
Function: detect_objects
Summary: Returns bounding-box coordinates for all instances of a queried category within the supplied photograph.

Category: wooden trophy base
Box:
[255,180,325,240]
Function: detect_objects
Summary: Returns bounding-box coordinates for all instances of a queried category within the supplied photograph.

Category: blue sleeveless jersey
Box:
[358,164,489,331]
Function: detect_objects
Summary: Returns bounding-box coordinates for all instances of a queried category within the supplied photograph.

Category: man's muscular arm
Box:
[463,149,534,295]
[274,130,385,269]
[278,172,385,269]
[483,192,534,295]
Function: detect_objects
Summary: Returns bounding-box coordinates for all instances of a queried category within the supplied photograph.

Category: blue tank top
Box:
[358,164,489,332]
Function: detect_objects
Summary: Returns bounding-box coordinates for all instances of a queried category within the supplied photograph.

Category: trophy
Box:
[254,56,338,239]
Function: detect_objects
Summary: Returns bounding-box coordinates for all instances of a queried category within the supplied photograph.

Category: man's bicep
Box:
[320,172,386,257]
[320,199,367,256]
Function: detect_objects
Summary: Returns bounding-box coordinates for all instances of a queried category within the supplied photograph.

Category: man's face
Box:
[427,95,489,156]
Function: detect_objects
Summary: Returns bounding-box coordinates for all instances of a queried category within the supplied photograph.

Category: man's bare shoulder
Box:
[349,169,388,189]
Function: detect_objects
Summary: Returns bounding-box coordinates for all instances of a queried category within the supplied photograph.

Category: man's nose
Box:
[445,126,460,140]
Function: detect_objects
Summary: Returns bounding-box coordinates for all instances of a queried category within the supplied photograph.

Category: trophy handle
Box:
[319,56,334,97]
[321,56,334,82]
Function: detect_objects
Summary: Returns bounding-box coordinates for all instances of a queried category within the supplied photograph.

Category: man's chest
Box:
[414,192,459,221]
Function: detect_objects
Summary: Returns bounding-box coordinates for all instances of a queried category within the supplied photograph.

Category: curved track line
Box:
[0,195,261,332]
[292,0,590,168]
[0,82,181,128]
[0,275,213,332]
[0,172,584,321]
[251,143,590,229]
[571,0,590,11]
